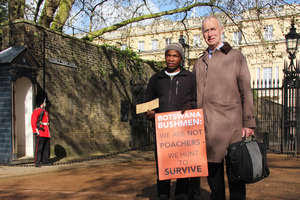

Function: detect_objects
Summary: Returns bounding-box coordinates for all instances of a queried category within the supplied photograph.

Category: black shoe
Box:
[189,194,201,200]
[42,162,53,166]
[35,163,41,167]
[189,191,201,200]
[175,194,188,200]
[159,194,169,200]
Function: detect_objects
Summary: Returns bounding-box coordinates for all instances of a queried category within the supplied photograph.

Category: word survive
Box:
[164,165,202,175]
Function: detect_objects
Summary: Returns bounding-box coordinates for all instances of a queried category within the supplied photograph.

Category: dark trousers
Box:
[207,162,246,200]
[35,136,50,164]
[157,177,200,199]
[154,147,201,199]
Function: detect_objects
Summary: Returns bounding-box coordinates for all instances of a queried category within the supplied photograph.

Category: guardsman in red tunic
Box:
[31,95,51,167]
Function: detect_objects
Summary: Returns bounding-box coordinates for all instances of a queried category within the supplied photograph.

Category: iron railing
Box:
[252,79,299,155]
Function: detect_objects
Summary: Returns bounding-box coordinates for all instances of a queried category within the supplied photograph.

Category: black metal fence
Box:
[252,79,299,155]
[135,78,300,155]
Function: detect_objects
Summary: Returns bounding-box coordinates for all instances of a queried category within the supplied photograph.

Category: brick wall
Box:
[2,21,157,159]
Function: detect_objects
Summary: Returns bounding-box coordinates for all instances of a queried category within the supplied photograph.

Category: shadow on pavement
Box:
[136,182,211,200]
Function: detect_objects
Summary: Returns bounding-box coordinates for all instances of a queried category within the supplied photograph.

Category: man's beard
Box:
[166,66,180,72]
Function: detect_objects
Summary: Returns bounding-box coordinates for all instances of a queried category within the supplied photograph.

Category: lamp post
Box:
[178,32,190,69]
[283,18,300,155]
[283,18,300,86]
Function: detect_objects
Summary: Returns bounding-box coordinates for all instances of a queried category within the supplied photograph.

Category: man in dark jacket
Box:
[145,43,200,200]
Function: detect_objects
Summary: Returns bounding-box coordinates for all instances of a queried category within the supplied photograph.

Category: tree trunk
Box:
[8,0,25,22]
[38,0,60,28]
[50,0,75,32]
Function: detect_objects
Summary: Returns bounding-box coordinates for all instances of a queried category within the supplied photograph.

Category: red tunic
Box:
[31,107,51,138]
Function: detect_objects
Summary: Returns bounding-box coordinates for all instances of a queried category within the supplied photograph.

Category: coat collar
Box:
[200,42,232,64]
[157,68,189,78]
[219,42,232,54]
[198,42,233,68]
[202,42,232,57]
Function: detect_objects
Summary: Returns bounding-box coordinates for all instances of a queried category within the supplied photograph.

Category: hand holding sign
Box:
[136,98,159,114]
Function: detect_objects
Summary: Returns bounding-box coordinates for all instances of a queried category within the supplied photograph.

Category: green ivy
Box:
[98,65,107,76]
[100,43,150,75]
[118,61,126,70]
[81,35,93,42]
[101,43,139,59]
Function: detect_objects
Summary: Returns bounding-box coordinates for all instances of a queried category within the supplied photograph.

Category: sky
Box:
[24,0,300,35]
[62,0,215,34]
[64,0,162,34]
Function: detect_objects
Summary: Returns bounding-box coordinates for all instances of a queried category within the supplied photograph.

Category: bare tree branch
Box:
[86,0,217,40]
[68,0,86,22]
[34,0,44,22]
[88,0,108,32]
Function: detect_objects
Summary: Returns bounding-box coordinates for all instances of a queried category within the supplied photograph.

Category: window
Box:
[152,39,158,51]
[165,38,172,45]
[263,67,272,88]
[275,66,279,87]
[138,41,144,52]
[233,31,242,45]
[193,34,201,47]
[264,25,273,41]
[256,68,260,86]
[120,44,127,50]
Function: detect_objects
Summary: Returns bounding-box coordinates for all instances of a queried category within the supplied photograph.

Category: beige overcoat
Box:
[192,42,256,163]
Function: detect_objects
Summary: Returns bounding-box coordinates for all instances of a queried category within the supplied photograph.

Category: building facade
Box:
[95,5,300,88]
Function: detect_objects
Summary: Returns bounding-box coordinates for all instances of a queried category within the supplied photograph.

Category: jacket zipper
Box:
[176,80,179,96]
[168,76,173,104]
[168,74,180,107]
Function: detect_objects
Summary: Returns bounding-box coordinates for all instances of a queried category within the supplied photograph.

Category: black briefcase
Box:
[226,136,270,184]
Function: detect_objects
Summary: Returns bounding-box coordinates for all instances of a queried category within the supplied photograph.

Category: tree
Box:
[86,1,217,40]
[50,0,76,32]
[0,0,8,23]
[37,0,61,28]
[0,0,8,47]
[8,0,24,21]
[9,0,299,38]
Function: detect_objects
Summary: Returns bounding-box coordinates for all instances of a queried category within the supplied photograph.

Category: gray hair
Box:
[201,15,223,30]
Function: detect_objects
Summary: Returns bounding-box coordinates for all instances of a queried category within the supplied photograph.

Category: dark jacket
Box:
[145,68,197,113]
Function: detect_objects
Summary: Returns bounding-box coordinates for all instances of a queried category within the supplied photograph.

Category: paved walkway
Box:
[0,151,299,200]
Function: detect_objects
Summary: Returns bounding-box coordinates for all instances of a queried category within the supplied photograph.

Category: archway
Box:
[13,77,34,159]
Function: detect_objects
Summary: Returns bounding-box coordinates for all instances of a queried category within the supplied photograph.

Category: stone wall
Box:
[2,21,157,159]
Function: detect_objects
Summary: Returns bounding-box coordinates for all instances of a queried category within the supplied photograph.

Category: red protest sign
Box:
[155,109,208,180]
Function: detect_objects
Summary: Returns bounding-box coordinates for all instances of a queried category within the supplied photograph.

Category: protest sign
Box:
[155,109,208,180]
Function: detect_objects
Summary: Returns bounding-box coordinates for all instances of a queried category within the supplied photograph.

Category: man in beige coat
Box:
[193,16,256,200]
